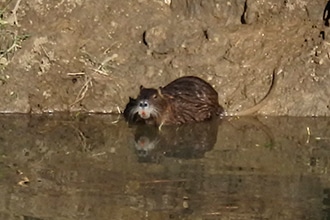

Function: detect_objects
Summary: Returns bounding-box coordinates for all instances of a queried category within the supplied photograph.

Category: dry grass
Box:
[70,75,93,108]
[0,0,29,70]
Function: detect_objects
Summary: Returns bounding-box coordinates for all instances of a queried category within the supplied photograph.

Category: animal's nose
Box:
[139,101,149,108]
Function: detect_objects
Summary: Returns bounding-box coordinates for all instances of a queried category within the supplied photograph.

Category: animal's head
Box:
[134,86,166,119]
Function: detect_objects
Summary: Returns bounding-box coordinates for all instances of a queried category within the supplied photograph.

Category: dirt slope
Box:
[0,0,329,116]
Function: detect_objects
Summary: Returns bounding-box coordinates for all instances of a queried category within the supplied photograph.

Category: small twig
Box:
[40,45,54,61]
[0,31,20,59]
[139,179,188,184]
[70,125,90,151]
[92,152,106,157]
[204,209,239,216]
[76,128,88,150]
[164,0,171,5]
[111,119,120,124]
[315,137,330,140]
[7,0,22,26]
[0,19,9,25]
[94,54,119,76]
[70,76,93,107]
[116,106,121,114]
[99,54,118,67]
[67,72,85,76]
[92,68,109,76]
[306,126,311,144]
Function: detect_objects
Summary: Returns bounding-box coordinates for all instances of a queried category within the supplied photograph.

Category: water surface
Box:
[0,114,329,220]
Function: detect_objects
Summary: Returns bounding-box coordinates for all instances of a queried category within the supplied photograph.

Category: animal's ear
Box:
[159,87,173,99]
[139,85,144,90]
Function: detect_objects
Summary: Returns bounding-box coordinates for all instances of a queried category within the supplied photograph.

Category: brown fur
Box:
[124,76,224,126]
[124,72,277,126]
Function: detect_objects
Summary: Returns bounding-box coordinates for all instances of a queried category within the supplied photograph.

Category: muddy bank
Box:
[0,0,329,116]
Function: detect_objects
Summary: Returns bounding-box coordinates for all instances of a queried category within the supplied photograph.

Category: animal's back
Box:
[161,76,223,123]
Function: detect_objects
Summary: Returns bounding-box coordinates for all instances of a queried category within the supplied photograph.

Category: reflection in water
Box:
[0,114,329,219]
[132,119,218,162]
[131,117,276,163]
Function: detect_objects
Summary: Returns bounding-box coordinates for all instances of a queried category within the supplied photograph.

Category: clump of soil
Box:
[0,0,329,116]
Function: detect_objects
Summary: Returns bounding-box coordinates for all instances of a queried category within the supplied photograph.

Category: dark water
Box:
[0,114,329,220]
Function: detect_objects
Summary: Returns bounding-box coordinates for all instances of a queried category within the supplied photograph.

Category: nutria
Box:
[124,72,277,126]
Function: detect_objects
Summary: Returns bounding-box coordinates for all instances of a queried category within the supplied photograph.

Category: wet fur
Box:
[159,76,224,124]
[124,76,224,125]
[124,73,277,126]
